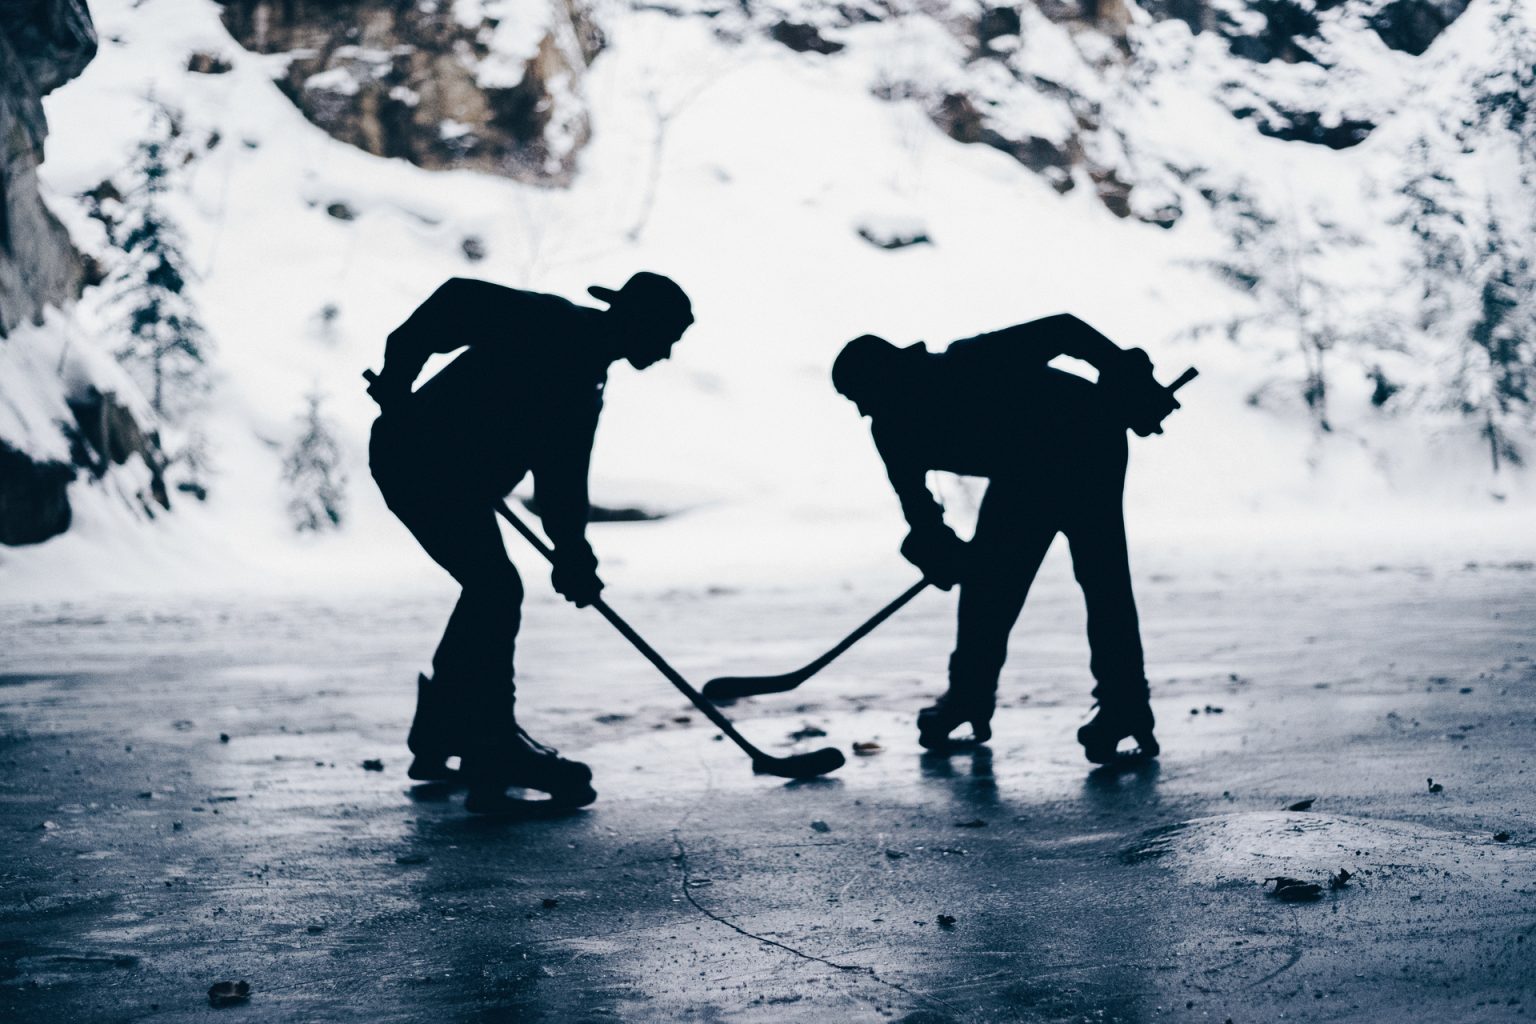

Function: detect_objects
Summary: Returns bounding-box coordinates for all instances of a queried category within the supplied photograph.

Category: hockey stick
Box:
[492,498,844,779]
[1166,366,1199,393]
[702,365,1200,703]
[703,579,931,702]
[362,370,844,781]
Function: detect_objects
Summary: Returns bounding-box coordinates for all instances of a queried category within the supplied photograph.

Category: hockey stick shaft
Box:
[1167,366,1198,391]
[491,497,774,761]
[796,578,929,676]
[702,579,929,700]
[493,497,776,761]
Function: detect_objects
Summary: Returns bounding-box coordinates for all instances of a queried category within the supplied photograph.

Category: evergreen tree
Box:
[1448,2,1536,470]
[1391,134,1468,335]
[173,429,214,501]
[283,391,348,532]
[1208,192,1357,432]
[110,105,211,420]
[1462,209,1536,471]
[1475,0,1536,166]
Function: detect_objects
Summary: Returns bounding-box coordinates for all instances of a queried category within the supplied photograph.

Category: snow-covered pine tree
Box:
[1208,192,1361,433]
[174,428,214,501]
[1475,0,1535,165]
[1462,209,1535,471]
[1391,134,1469,336]
[1446,0,1536,471]
[283,391,347,532]
[110,105,211,421]
[311,302,341,345]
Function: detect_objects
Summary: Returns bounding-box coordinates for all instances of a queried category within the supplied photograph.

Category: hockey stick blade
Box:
[753,746,847,780]
[704,670,809,702]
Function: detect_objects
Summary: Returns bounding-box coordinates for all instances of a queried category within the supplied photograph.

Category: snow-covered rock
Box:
[0,0,169,547]
[219,0,601,183]
[0,0,95,335]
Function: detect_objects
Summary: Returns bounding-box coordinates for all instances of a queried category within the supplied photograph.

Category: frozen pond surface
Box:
[2,556,1534,1021]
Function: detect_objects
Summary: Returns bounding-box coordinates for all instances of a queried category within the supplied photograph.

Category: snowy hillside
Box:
[1,0,1532,600]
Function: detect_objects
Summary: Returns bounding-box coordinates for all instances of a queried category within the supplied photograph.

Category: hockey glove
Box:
[900,528,970,591]
[366,370,413,413]
[1101,348,1179,437]
[552,557,604,608]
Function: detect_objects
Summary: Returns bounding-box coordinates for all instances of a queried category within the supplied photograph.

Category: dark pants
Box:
[370,418,525,727]
[948,437,1147,707]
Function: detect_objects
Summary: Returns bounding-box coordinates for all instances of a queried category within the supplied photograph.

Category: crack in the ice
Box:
[1245,946,1304,989]
[608,840,840,871]
[670,832,962,1016]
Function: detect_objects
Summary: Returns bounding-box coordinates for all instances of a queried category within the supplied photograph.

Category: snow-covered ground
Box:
[2,0,1531,603]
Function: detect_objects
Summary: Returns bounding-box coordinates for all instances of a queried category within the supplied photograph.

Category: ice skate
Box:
[917,688,995,750]
[462,723,596,814]
[406,674,460,782]
[1076,701,1159,765]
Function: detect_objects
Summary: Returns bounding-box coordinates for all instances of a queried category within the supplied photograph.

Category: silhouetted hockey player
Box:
[367,272,694,811]
[831,315,1181,764]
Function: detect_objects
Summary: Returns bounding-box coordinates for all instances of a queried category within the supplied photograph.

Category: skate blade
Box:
[465,785,597,816]
[1085,745,1159,769]
[406,779,464,803]
[920,735,990,753]
[407,757,460,783]
[918,721,992,752]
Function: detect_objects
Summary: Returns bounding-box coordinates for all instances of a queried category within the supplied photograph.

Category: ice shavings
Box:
[1126,811,1535,892]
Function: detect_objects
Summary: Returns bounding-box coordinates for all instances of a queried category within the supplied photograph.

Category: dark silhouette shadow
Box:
[1082,759,1165,834]
[781,775,843,792]
[832,314,1187,769]
[919,744,994,780]
[1084,756,1163,795]
[456,796,593,824]
[920,745,999,811]
[368,272,694,812]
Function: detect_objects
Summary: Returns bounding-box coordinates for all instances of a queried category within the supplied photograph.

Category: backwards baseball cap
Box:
[588,272,694,330]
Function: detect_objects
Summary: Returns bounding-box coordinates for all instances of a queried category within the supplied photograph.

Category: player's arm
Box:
[373,278,523,404]
[874,428,945,535]
[985,314,1176,434]
[983,313,1138,372]
[532,391,603,606]
[873,424,966,589]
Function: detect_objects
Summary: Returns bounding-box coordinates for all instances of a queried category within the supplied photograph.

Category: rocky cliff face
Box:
[0,0,169,546]
[687,0,1476,225]
[213,0,1476,220]
[220,0,602,184]
[0,0,94,336]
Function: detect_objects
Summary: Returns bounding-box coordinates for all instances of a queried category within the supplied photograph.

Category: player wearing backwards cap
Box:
[367,273,694,811]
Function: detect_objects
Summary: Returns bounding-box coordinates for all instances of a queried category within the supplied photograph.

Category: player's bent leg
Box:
[382,485,528,785]
[923,484,1055,750]
[1065,483,1158,765]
